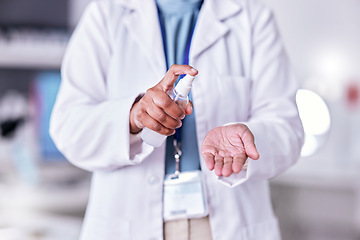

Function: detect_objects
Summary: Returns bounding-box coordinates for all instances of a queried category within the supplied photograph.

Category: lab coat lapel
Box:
[122,0,166,79]
[190,0,243,61]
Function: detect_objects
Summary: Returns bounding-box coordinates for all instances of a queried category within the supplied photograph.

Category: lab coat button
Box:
[148,175,160,185]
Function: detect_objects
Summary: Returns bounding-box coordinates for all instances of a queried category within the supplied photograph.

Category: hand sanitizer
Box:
[141,74,196,147]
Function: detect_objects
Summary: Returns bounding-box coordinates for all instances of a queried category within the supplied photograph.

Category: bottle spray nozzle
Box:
[174,74,196,97]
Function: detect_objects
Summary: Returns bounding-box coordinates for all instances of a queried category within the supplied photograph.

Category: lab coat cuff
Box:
[217,169,249,188]
[223,122,239,127]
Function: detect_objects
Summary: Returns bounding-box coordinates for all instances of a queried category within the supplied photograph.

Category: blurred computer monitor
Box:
[32,71,65,161]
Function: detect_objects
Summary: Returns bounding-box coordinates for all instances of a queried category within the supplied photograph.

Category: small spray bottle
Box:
[141,74,196,147]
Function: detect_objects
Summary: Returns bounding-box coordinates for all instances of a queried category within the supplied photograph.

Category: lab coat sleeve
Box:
[49,2,154,172]
[218,5,304,187]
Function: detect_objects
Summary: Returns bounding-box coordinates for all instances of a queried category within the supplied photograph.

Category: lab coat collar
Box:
[112,0,137,10]
[209,0,243,21]
[190,0,243,60]
[113,0,242,17]
[121,0,167,79]
[117,0,243,76]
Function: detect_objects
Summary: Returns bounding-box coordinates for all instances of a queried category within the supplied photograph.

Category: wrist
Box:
[130,121,142,134]
[129,96,144,134]
[129,103,142,134]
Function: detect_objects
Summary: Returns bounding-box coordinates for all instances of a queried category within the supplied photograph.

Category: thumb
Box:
[160,64,198,92]
[241,128,260,160]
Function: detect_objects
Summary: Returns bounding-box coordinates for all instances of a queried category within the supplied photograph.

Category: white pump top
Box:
[174,74,196,97]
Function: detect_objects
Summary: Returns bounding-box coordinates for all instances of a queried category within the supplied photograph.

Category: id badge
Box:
[163,170,208,221]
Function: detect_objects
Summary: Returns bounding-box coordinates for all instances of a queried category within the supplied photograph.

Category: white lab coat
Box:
[50,0,304,239]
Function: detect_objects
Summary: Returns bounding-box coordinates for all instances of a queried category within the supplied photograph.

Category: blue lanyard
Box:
[157,7,198,175]
[174,17,197,143]
[172,25,197,175]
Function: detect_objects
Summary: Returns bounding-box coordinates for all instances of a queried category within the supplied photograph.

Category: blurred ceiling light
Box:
[314,47,349,80]
[296,89,331,156]
[318,54,345,79]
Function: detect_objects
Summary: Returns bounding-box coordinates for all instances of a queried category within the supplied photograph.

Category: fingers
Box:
[134,87,184,135]
[150,90,185,120]
[146,103,182,130]
[222,156,233,177]
[214,155,223,176]
[212,155,246,177]
[203,152,215,171]
[201,136,236,177]
[232,154,247,173]
[201,142,248,177]
[160,65,198,92]
[201,144,217,171]
[203,151,227,177]
[134,103,175,136]
[142,110,178,136]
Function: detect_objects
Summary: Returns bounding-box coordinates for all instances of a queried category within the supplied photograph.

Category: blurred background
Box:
[0,0,359,239]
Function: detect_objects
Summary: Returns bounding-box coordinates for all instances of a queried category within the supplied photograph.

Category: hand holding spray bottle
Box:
[141,74,196,147]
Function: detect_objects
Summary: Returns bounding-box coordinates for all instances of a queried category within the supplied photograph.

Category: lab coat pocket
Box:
[81,216,131,240]
[214,75,252,123]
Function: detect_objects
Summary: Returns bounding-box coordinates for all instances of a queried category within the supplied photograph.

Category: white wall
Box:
[261,0,360,101]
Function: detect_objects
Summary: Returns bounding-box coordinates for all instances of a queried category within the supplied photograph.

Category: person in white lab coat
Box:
[50,0,304,239]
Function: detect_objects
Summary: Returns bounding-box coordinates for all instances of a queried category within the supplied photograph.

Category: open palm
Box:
[201,124,259,177]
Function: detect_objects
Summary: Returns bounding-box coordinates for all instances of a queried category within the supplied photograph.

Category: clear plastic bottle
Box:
[141,74,196,147]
